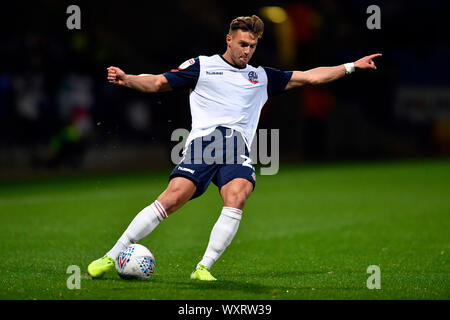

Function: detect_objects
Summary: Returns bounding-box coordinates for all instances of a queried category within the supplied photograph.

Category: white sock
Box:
[106,200,167,259]
[198,206,242,270]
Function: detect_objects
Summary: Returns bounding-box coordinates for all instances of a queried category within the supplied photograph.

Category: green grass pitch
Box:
[0,159,449,300]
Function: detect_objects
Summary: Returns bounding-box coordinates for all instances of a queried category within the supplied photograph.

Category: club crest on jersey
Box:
[248,71,259,84]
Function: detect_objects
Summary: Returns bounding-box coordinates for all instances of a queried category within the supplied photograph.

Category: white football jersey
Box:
[163,54,292,150]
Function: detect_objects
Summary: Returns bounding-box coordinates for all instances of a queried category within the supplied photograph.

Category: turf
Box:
[0,159,449,300]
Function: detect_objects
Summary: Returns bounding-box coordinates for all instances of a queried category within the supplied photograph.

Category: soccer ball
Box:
[115,244,155,280]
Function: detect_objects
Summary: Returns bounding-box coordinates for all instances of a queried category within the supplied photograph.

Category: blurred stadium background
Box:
[0,0,449,177]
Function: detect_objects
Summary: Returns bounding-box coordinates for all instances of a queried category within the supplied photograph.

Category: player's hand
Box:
[107,66,128,86]
[354,53,382,70]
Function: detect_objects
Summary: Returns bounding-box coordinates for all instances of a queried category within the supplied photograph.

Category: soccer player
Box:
[88,15,381,281]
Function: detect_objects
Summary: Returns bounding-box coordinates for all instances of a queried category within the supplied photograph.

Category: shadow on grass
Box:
[164,270,330,294]
[86,270,364,295]
[167,279,286,295]
[86,276,283,297]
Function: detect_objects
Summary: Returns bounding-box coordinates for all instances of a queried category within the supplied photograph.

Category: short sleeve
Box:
[163,57,200,90]
[262,67,293,97]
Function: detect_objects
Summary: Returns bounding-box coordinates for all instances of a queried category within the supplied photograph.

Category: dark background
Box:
[0,0,449,178]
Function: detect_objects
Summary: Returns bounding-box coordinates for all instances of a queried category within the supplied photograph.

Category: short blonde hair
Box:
[228,15,264,38]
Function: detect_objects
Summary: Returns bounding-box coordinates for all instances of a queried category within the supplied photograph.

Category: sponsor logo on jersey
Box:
[248,71,259,84]
[206,71,223,75]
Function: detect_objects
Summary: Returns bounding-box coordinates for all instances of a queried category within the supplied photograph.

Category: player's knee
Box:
[157,191,185,214]
[222,188,249,209]
[157,178,196,214]
[221,179,252,209]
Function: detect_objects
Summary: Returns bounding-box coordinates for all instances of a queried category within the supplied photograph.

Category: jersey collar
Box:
[219,54,247,70]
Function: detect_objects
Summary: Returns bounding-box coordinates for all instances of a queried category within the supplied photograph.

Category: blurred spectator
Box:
[32,74,94,169]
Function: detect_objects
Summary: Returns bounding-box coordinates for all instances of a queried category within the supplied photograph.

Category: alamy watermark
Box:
[366,265,381,289]
[66,265,81,289]
[170,128,279,175]
[66,5,380,31]
[366,5,381,30]
[66,5,81,30]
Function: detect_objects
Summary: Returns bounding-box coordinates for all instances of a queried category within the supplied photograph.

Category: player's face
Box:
[226,29,258,67]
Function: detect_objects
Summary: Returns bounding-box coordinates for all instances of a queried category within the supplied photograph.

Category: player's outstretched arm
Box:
[107,66,172,93]
[285,53,382,90]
